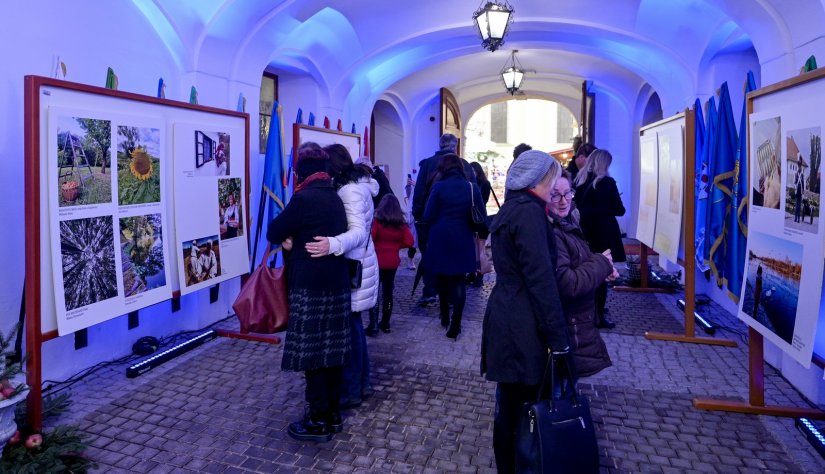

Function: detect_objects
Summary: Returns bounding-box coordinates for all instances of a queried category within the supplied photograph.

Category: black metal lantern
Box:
[472,1,514,52]
[501,50,524,95]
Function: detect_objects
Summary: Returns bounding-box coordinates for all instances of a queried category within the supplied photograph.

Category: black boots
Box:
[366,306,379,337]
[446,314,461,340]
[379,301,392,333]
[288,411,334,442]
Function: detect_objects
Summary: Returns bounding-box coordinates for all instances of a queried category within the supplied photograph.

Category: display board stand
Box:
[24,76,251,430]
[614,243,672,293]
[694,70,825,419]
[640,109,737,347]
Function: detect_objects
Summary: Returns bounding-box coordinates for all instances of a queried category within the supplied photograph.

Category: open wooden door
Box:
[440,87,462,154]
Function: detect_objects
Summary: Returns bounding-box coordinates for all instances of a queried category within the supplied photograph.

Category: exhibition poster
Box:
[48,108,172,335]
[635,133,658,248]
[652,121,685,262]
[173,123,249,295]
[739,110,824,367]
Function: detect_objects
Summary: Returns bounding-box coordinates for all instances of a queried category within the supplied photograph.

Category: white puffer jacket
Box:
[328,177,380,312]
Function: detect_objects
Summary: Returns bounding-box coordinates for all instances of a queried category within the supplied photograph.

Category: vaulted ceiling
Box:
[131,0,824,122]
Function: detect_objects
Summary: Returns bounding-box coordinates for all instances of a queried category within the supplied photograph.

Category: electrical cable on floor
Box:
[39,314,236,396]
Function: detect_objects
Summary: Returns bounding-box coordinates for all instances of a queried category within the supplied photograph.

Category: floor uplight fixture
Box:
[501,50,525,95]
[472,1,514,52]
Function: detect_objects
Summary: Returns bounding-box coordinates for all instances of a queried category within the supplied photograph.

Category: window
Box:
[259,72,278,153]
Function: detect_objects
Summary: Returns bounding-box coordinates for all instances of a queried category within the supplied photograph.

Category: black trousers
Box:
[305,366,343,416]
[379,268,397,310]
[415,222,438,298]
[493,382,540,474]
[436,274,466,320]
[595,281,608,317]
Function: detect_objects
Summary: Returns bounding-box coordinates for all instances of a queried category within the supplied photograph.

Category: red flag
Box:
[323,116,330,129]
[336,119,342,131]
[363,126,370,158]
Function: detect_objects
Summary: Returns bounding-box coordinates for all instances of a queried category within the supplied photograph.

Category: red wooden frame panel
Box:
[24,75,250,429]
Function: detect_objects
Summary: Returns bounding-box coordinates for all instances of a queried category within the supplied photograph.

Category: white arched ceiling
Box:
[132,0,825,127]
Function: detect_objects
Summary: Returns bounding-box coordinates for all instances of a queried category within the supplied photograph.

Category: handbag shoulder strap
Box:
[536,352,581,408]
[469,182,474,207]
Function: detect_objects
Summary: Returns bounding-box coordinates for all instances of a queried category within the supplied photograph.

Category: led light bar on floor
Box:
[796,417,825,459]
[676,299,716,335]
[126,330,216,378]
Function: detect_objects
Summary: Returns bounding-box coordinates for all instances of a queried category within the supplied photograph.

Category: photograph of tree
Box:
[56,116,113,207]
[117,125,161,205]
[182,236,222,286]
[119,214,166,297]
[60,216,117,310]
[218,178,243,240]
[741,231,802,345]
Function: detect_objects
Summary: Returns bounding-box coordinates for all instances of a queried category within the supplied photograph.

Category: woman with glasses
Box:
[549,170,618,377]
[573,149,625,329]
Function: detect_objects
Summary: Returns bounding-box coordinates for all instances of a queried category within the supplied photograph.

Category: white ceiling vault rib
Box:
[133,0,824,119]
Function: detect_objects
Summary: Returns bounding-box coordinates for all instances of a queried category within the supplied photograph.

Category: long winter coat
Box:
[412,150,477,222]
[328,176,380,312]
[481,189,569,386]
[574,174,626,262]
[422,170,486,276]
[266,179,351,371]
[550,213,613,377]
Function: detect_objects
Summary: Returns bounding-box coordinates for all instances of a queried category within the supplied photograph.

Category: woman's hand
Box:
[606,266,620,282]
[282,237,293,251]
[601,249,613,265]
[306,236,331,257]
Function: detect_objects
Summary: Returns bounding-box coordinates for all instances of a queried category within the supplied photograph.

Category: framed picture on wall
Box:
[259,72,278,154]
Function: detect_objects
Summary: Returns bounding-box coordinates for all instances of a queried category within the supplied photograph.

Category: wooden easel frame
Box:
[694,69,825,419]
[24,76,253,430]
[638,110,737,347]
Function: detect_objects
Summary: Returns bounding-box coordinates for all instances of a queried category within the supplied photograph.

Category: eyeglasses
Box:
[549,191,575,203]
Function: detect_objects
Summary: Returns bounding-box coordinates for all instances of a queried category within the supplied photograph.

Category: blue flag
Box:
[296,108,303,125]
[308,112,315,126]
[263,101,287,226]
[693,99,707,270]
[698,97,717,271]
[351,123,356,134]
[708,82,738,289]
[725,71,757,302]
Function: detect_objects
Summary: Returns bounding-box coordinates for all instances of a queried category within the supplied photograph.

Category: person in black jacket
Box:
[411,133,476,305]
[566,142,596,183]
[267,144,351,443]
[481,150,570,474]
[573,148,626,329]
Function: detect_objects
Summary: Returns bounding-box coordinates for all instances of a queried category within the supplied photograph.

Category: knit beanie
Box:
[506,149,554,190]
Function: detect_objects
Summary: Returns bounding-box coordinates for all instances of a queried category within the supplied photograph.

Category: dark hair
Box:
[439,133,458,151]
[513,143,532,159]
[295,144,329,182]
[437,153,466,178]
[374,194,406,229]
[324,143,371,187]
[470,162,489,185]
[575,143,596,159]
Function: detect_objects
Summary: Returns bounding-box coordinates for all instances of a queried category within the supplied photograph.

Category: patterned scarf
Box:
[294,172,331,194]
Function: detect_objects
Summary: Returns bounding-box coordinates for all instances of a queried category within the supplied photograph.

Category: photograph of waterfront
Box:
[741,231,802,345]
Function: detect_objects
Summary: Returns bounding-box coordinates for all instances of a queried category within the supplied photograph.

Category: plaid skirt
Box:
[281,287,351,372]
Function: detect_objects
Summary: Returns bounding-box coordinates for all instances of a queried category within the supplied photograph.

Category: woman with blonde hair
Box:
[573,148,626,329]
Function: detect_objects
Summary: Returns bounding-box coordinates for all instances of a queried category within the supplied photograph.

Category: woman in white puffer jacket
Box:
[306,144,379,408]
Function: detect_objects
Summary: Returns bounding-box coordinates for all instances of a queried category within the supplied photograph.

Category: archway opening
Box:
[465,98,578,212]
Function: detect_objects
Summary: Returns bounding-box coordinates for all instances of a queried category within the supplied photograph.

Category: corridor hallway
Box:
[49,270,825,473]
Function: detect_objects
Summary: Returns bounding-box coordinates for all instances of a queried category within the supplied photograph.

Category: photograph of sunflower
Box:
[60,216,118,310]
[117,125,161,205]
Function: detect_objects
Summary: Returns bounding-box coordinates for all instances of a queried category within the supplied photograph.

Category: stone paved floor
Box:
[44,265,825,473]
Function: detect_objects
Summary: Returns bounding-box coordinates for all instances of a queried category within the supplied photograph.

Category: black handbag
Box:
[468,183,488,237]
[347,258,363,289]
[515,352,599,474]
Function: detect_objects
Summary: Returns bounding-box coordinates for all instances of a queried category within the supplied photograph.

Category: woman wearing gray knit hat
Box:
[481,149,571,473]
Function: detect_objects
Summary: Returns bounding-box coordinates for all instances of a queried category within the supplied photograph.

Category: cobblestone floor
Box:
[44,264,825,473]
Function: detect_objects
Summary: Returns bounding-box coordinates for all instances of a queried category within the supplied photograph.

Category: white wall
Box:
[373,101,406,198]
[3,3,236,382]
[592,88,634,234]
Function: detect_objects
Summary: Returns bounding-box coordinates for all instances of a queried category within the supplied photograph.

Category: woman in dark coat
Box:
[422,153,486,339]
[267,144,350,443]
[549,171,618,377]
[481,150,570,474]
[468,161,493,287]
[573,148,625,329]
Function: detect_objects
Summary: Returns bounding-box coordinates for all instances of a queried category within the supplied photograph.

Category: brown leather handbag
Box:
[233,245,288,334]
